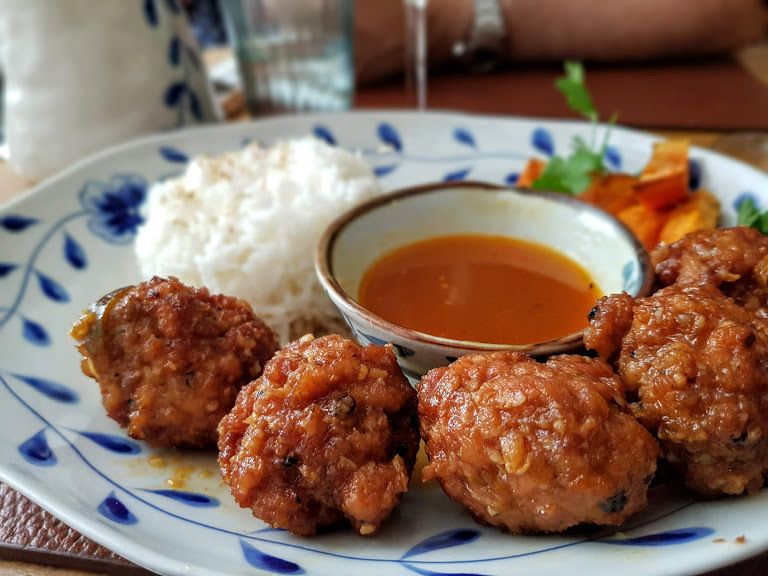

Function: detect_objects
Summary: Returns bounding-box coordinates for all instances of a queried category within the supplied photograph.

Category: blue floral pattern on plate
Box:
[1,112,767,576]
[0,174,146,347]
[80,174,147,244]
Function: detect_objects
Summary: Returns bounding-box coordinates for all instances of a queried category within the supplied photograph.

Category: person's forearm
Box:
[355,0,471,84]
[501,0,765,62]
[354,0,766,85]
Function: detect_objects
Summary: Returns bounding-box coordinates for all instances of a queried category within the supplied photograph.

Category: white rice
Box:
[134,137,381,343]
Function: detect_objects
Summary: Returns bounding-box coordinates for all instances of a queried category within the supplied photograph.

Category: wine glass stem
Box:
[405,2,428,110]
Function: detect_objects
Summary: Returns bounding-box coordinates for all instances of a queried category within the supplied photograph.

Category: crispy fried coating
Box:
[72,276,278,448]
[217,334,418,536]
[652,227,768,296]
[585,284,768,496]
[585,292,635,360]
[418,352,658,533]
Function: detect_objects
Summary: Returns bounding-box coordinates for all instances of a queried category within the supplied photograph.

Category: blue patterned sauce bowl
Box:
[315,181,653,381]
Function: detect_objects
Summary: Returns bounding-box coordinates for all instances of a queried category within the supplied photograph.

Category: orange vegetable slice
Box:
[658,189,720,245]
[516,159,546,188]
[580,174,638,215]
[617,203,670,251]
[634,140,689,211]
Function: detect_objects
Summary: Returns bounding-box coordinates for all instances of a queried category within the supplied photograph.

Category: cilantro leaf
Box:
[738,197,760,226]
[530,157,572,194]
[532,137,604,195]
[554,61,598,122]
[737,197,768,234]
[529,62,617,195]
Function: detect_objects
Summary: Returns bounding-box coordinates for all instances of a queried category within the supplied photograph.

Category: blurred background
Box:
[0,0,767,189]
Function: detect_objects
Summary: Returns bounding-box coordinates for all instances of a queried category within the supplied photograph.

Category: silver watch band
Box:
[453,0,507,72]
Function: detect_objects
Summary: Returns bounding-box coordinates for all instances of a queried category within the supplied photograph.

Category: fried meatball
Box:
[653,227,768,339]
[585,292,635,361]
[585,284,768,496]
[217,334,419,536]
[653,227,768,297]
[71,276,278,448]
[418,352,658,533]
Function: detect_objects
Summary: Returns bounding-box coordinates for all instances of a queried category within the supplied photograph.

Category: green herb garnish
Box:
[554,61,598,122]
[737,197,768,234]
[531,61,615,195]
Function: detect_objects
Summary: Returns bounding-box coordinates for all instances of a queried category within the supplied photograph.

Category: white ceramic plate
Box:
[1,111,767,576]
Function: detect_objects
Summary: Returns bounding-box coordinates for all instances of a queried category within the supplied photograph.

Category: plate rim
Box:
[5,109,767,212]
[2,109,767,576]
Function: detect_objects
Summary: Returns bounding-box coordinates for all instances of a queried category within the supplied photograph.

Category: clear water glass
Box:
[404,0,429,110]
[220,0,354,114]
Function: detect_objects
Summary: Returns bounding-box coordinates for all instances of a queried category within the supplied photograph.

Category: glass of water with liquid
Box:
[221,0,354,114]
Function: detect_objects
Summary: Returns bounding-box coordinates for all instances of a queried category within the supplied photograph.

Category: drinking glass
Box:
[403,0,429,110]
[220,0,354,114]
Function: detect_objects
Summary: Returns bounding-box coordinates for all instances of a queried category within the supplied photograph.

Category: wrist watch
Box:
[452,0,508,72]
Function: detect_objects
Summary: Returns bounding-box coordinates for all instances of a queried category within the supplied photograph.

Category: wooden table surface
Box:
[1,47,768,576]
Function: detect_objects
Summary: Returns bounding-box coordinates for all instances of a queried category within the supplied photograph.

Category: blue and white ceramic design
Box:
[1,112,767,576]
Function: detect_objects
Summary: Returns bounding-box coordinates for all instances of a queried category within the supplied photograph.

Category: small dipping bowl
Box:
[315,182,653,381]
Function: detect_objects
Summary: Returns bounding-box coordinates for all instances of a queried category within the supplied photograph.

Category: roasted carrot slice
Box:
[516,159,546,188]
[634,140,689,211]
[634,172,689,211]
[641,139,689,179]
[617,203,670,251]
[579,173,638,215]
[658,189,720,245]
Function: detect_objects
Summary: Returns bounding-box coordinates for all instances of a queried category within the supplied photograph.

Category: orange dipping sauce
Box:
[358,234,602,345]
